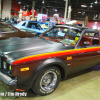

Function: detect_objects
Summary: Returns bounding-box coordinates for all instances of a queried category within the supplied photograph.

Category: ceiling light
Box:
[90,5,93,7]
[82,12,85,15]
[18,2,21,4]
[78,12,81,13]
[94,0,98,4]
[81,5,87,7]
[90,3,93,4]
[55,9,57,12]
[42,0,45,4]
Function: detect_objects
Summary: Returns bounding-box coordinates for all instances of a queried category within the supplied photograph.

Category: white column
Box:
[64,0,68,23]
[68,6,72,22]
[32,1,35,18]
[19,9,22,19]
[2,0,11,19]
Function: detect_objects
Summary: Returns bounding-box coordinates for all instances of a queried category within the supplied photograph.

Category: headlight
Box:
[3,61,7,70]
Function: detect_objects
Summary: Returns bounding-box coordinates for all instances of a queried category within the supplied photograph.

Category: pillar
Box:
[64,0,68,23]
[85,16,88,26]
[46,9,48,16]
[41,6,43,14]
[2,0,11,19]
[19,9,22,19]
[68,6,72,22]
[32,1,35,18]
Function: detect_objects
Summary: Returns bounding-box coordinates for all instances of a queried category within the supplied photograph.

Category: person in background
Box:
[17,17,20,23]
[5,17,7,21]
[14,17,17,24]
[49,14,58,29]
[11,16,14,25]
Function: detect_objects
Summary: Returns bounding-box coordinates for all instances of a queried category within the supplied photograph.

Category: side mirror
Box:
[84,41,90,46]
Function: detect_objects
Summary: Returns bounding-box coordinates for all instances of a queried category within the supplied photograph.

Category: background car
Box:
[0,21,35,40]
[15,21,48,36]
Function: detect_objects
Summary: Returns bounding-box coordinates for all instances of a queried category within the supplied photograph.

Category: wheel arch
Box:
[17,58,68,90]
[34,58,68,80]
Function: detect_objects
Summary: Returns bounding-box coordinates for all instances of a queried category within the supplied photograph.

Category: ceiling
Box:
[14,0,100,19]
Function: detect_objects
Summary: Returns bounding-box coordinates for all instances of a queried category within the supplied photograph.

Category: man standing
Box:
[49,14,58,29]
[48,14,59,36]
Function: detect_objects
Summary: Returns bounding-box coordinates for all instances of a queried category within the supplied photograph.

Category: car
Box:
[0,24,100,96]
[15,21,48,36]
[0,21,36,40]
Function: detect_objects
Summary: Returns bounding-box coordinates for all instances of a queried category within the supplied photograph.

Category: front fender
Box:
[17,58,68,90]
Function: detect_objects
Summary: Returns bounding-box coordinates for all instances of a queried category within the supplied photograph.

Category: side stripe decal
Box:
[12,47,100,65]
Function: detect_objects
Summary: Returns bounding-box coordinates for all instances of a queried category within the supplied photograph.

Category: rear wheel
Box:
[32,66,61,96]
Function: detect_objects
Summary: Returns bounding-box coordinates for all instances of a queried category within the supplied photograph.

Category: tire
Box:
[31,66,61,96]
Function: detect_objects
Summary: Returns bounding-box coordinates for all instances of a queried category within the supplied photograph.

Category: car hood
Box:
[0,38,72,64]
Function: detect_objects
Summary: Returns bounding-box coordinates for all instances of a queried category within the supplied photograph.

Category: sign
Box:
[37,14,47,22]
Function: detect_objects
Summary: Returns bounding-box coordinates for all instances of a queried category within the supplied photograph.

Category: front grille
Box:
[1,58,12,76]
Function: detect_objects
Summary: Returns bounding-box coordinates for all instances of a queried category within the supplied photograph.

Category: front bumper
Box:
[0,69,17,90]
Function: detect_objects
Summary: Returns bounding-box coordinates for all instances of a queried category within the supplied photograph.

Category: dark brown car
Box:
[0,21,35,40]
[0,25,100,96]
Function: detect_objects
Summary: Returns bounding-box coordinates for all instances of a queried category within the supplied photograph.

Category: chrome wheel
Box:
[40,71,57,91]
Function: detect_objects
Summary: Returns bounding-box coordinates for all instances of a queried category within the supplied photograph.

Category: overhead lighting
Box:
[90,3,93,4]
[42,0,45,4]
[82,12,85,15]
[55,9,57,12]
[90,5,93,7]
[78,12,81,13]
[94,0,98,4]
[18,2,21,4]
[81,5,87,7]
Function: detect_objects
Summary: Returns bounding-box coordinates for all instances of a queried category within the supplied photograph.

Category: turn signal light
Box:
[15,89,25,91]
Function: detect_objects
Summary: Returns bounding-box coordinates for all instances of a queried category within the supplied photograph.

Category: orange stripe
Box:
[12,46,100,65]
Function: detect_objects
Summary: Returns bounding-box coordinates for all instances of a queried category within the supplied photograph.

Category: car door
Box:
[68,30,100,74]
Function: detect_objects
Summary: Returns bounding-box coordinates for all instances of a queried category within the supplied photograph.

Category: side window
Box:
[78,32,99,47]
[22,22,26,26]
[27,22,36,29]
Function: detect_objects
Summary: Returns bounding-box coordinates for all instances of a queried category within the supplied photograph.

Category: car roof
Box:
[55,24,99,32]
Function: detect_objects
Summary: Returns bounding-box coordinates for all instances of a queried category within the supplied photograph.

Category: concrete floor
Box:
[1,66,100,100]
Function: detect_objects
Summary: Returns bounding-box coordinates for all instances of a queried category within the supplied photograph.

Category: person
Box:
[14,17,17,24]
[48,14,59,36]
[48,14,58,29]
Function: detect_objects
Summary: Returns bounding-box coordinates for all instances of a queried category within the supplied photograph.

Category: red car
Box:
[0,25,100,96]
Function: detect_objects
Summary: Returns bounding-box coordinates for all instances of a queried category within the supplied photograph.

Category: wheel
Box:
[31,66,61,96]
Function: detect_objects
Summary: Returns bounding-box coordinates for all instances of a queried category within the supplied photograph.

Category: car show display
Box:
[0,24,100,96]
[15,21,48,36]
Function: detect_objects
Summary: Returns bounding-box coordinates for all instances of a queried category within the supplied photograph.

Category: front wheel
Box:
[32,66,61,96]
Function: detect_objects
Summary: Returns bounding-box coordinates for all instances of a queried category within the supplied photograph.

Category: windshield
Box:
[41,27,82,46]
